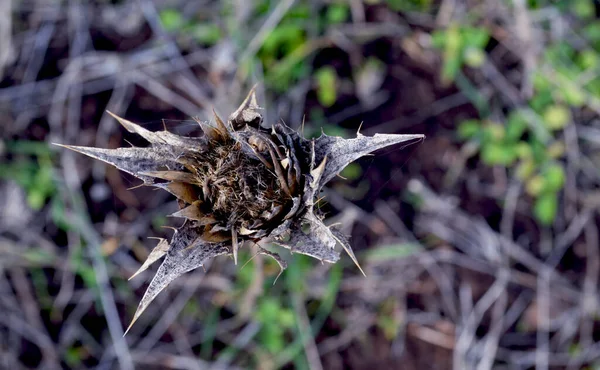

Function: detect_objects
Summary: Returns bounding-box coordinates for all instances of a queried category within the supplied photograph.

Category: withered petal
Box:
[195,118,225,142]
[228,85,262,129]
[154,182,201,205]
[170,201,216,224]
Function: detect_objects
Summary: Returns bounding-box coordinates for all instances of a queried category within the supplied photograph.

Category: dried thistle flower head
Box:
[56,87,423,332]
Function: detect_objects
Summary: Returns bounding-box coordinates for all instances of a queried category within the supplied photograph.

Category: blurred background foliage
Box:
[2,0,600,369]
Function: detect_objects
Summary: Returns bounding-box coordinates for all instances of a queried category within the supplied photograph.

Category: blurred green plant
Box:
[450,2,600,225]
[0,141,56,210]
[385,0,433,13]
[159,8,222,45]
[225,251,343,366]
[431,25,489,85]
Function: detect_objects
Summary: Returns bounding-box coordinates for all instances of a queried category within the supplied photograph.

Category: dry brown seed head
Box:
[55,88,424,333]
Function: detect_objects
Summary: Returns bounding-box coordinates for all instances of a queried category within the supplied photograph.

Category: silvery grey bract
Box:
[57,88,424,332]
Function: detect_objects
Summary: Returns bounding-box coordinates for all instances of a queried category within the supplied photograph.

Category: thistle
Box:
[56,88,423,332]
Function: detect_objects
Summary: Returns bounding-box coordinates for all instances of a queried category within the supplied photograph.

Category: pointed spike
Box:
[106,110,166,145]
[161,225,179,232]
[52,144,182,183]
[195,118,222,141]
[126,225,228,333]
[357,121,364,136]
[310,155,327,190]
[127,183,146,191]
[258,247,287,285]
[228,85,262,129]
[212,108,231,138]
[232,228,239,265]
[241,249,261,270]
[139,170,199,184]
[128,239,170,280]
[313,133,425,191]
[332,231,366,277]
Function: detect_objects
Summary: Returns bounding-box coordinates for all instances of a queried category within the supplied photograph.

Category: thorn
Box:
[232,229,239,265]
[232,244,238,265]
[212,107,231,134]
[162,119,168,132]
[357,121,364,136]
[336,173,347,180]
[301,115,306,137]
[124,319,135,336]
[273,269,283,285]
[315,195,326,204]
[161,226,178,232]
[127,183,146,191]
[332,233,367,277]
[123,139,135,148]
[241,250,260,270]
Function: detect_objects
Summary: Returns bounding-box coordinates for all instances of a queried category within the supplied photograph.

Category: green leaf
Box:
[6,140,52,156]
[516,159,535,180]
[585,23,600,43]
[278,308,296,329]
[483,123,505,142]
[441,25,463,84]
[463,47,486,67]
[365,243,422,262]
[257,297,281,323]
[526,175,545,196]
[543,105,571,130]
[530,89,554,112]
[578,50,599,70]
[481,143,517,166]
[462,27,489,48]
[326,3,349,24]
[192,23,222,45]
[530,139,549,163]
[377,315,401,340]
[159,9,183,32]
[315,66,337,107]
[506,111,528,141]
[532,72,551,92]
[340,162,362,181]
[430,30,446,49]
[515,141,533,159]
[574,0,595,18]
[458,119,481,139]
[547,142,565,158]
[561,84,587,107]
[534,192,558,226]
[27,190,46,210]
[544,163,565,191]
